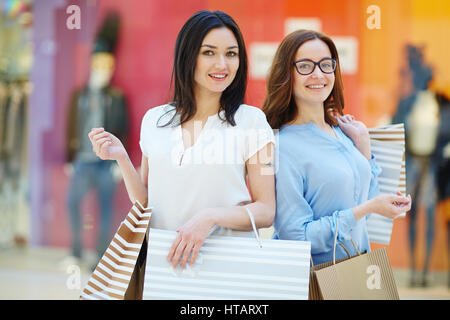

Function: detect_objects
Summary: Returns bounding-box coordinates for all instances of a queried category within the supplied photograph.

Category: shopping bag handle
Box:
[310,242,351,268]
[310,216,362,268]
[332,216,361,265]
[245,207,263,248]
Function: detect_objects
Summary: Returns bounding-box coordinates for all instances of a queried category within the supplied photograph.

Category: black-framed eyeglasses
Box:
[293,58,337,75]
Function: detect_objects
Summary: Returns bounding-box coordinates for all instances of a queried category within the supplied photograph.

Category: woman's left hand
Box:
[167,209,216,269]
[336,114,371,160]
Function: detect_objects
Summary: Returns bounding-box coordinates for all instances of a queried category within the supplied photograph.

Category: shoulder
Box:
[70,87,86,101]
[141,104,176,125]
[276,126,310,159]
[275,130,305,177]
[400,93,418,109]
[235,104,266,117]
[436,92,450,108]
[277,128,298,151]
[233,104,269,126]
[105,86,125,98]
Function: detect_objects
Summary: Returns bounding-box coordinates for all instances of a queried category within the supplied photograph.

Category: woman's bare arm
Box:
[89,127,148,206]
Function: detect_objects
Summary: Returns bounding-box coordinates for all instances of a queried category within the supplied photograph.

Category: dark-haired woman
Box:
[89,11,275,269]
[263,30,411,265]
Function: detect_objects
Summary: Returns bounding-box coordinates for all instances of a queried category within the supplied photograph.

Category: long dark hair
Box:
[262,29,344,129]
[158,10,248,127]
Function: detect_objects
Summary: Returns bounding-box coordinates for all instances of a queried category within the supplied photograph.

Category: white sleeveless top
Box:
[139,104,275,237]
[407,90,440,156]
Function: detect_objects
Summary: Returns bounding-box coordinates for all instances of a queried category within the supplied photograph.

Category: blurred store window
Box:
[0,0,33,249]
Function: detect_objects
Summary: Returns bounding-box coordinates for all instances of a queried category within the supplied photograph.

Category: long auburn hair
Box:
[158,10,248,127]
[262,29,345,129]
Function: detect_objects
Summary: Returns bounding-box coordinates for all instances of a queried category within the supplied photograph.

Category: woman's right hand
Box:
[88,127,127,161]
[336,114,371,160]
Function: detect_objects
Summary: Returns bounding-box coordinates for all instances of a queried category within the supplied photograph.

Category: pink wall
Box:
[42,1,448,272]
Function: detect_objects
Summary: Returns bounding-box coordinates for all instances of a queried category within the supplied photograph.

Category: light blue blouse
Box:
[272,123,382,266]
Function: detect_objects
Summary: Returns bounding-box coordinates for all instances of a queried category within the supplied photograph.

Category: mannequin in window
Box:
[63,12,128,270]
[393,44,448,287]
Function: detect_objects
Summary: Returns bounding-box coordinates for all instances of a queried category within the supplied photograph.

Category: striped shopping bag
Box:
[366,123,406,244]
[80,201,152,300]
[143,228,311,300]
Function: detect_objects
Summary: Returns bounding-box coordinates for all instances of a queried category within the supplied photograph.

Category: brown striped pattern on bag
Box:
[80,201,152,300]
[366,123,406,244]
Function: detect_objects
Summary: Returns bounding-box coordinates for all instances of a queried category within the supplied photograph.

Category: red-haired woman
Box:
[263,30,411,265]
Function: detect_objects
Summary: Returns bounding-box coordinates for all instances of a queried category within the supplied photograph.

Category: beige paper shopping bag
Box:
[309,246,354,300]
[80,201,152,300]
[309,218,399,300]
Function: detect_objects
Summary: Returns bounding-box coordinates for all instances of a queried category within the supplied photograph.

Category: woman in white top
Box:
[88,10,275,270]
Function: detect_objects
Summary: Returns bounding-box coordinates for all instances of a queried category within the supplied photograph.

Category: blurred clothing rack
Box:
[0,77,30,249]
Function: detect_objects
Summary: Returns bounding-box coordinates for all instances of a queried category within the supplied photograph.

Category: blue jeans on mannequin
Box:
[406,154,437,286]
[67,159,116,260]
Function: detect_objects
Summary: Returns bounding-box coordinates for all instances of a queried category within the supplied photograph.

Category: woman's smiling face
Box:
[194,27,240,96]
[292,39,335,107]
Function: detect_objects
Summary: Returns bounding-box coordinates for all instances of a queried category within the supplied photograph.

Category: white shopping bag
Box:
[366,123,406,244]
[143,211,311,300]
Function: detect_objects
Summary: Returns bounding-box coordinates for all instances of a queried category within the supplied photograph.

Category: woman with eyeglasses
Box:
[263,30,411,265]
[88,10,275,270]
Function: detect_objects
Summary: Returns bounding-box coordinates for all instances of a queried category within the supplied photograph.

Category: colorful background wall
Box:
[28,0,450,272]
